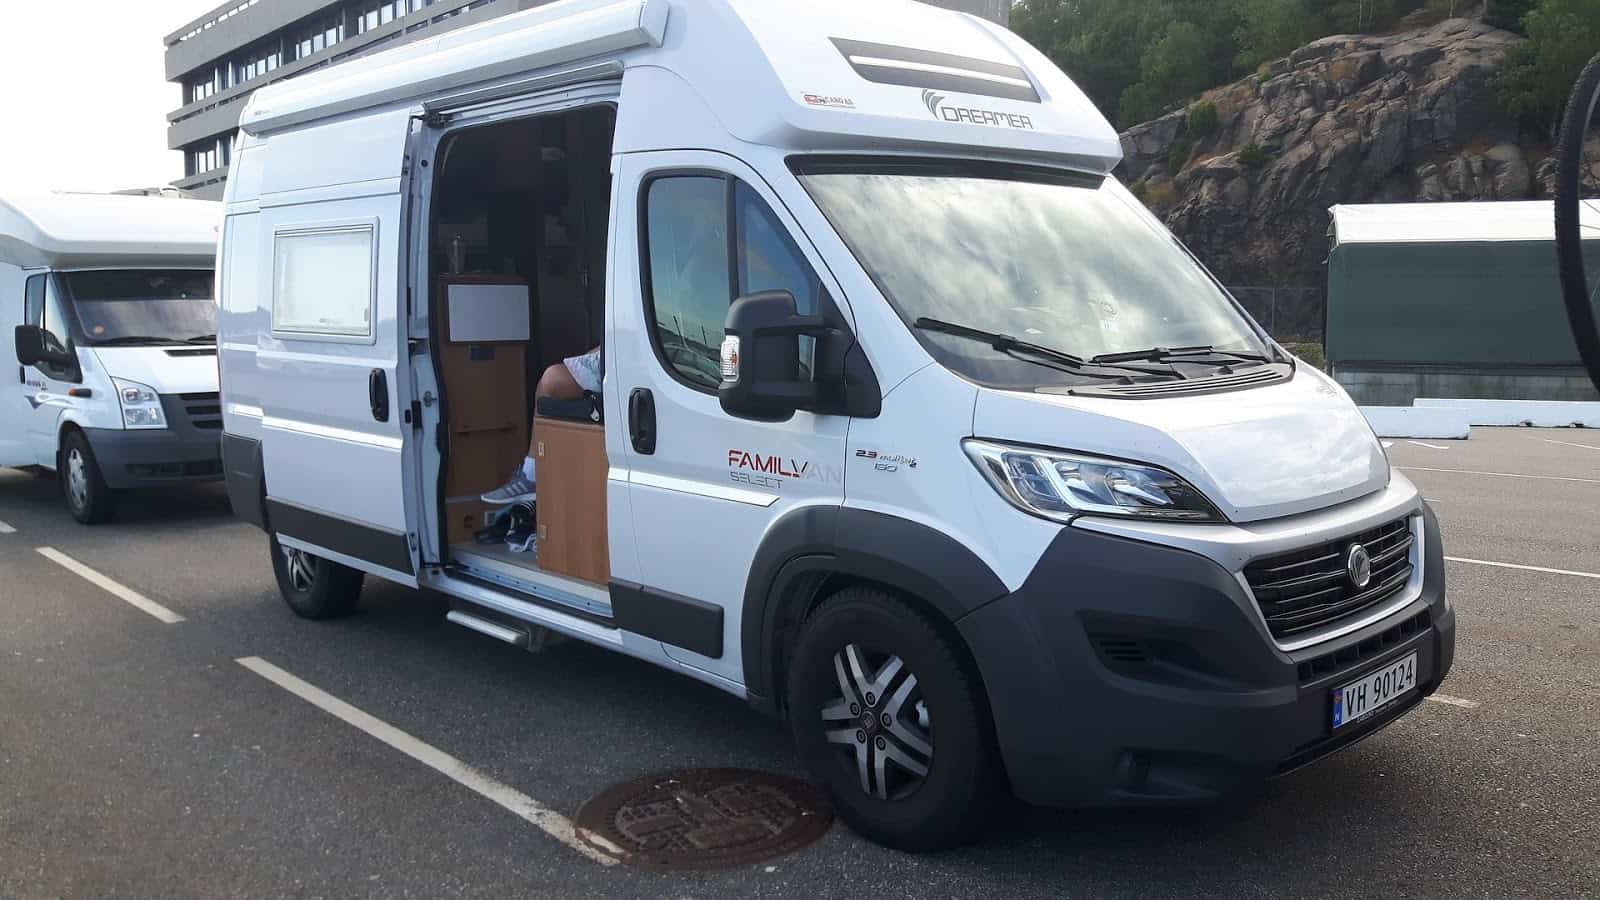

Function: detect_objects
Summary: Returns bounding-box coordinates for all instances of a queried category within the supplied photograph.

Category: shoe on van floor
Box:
[481,470,536,506]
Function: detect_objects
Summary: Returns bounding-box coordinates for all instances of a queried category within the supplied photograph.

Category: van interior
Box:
[426,105,616,598]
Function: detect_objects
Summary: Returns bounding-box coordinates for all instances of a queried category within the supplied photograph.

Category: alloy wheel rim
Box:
[66,449,88,509]
[282,547,316,593]
[821,643,933,801]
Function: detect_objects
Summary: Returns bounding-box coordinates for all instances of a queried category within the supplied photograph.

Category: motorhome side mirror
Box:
[13,325,64,368]
[719,290,828,422]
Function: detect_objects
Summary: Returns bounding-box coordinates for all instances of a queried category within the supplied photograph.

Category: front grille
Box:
[175,392,222,430]
[1245,517,1415,641]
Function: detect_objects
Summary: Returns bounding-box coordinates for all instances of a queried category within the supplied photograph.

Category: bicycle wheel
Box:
[1554,51,1600,396]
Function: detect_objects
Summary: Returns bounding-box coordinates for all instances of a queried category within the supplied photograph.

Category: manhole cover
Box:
[575,768,833,870]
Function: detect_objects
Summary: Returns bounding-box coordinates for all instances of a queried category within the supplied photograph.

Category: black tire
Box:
[1554,50,1600,397]
[60,430,116,525]
[269,532,365,619]
[785,587,999,852]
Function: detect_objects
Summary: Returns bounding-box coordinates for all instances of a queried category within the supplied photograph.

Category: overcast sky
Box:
[0,0,221,194]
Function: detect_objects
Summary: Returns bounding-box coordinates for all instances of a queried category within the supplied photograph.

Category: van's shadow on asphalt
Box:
[335,580,1433,880]
[1,470,233,529]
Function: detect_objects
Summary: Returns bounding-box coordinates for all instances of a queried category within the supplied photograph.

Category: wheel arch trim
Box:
[740,505,1009,713]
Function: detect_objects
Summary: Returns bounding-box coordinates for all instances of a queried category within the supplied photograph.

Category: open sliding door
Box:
[256,109,421,585]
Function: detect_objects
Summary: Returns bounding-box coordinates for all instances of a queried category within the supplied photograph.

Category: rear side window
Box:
[641,175,828,390]
[272,224,375,338]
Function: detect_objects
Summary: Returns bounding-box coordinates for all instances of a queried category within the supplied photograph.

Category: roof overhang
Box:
[0,193,221,269]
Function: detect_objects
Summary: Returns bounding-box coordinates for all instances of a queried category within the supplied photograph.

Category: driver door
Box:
[22,274,82,466]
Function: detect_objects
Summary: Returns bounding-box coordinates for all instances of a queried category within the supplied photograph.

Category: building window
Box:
[290,16,343,61]
[185,134,234,177]
[356,1,410,35]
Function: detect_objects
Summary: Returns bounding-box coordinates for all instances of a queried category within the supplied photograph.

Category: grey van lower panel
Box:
[266,499,414,576]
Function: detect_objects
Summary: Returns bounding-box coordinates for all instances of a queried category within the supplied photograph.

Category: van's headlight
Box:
[963,439,1223,523]
[113,378,167,430]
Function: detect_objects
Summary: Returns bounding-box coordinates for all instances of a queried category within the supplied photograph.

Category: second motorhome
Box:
[2,191,222,523]
[218,0,1454,850]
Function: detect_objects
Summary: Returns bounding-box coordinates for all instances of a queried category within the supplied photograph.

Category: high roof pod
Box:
[0,191,222,268]
[238,0,1122,171]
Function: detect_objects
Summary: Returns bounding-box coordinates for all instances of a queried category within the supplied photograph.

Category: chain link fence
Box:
[1226,286,1327,344]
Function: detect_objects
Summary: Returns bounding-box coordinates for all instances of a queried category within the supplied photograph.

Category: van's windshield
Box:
[61,270,216,346]
[797,162,1270,389]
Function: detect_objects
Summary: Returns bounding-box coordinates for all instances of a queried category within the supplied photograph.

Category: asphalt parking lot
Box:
[1,427,1596,899]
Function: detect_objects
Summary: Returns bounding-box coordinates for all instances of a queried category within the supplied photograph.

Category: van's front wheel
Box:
[269,532,364,619]
[786,587,999,852]
[61,431,116,524]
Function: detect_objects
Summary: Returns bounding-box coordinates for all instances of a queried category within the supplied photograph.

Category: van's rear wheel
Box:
[786,587,999,852]
[61,431,116,524]
[269,532,364,619]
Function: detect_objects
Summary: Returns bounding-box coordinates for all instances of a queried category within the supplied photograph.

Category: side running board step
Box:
[445,610,530,647]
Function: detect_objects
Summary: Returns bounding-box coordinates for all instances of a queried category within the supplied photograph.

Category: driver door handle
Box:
[629,388,656,455]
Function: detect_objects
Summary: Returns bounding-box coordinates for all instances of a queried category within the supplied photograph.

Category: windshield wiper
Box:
[91,336,180,346]
[184,334,217,344]
[914,318,1174,381]
[1092,345,1276,366]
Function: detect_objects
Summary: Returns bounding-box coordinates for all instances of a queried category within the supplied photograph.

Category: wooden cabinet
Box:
[534,416,609,585]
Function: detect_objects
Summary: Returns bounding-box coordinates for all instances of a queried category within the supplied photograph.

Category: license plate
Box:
[1331,652,1417,730]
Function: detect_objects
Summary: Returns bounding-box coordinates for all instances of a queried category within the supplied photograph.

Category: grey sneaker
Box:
[481,472,536,506]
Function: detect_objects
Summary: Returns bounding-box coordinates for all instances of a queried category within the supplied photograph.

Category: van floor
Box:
[449,542,613,620]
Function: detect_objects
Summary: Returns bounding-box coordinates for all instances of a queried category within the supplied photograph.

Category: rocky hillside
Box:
[1120,16,1539,300]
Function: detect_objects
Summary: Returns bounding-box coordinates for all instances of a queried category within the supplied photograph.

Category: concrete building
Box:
[163,0,1011,199]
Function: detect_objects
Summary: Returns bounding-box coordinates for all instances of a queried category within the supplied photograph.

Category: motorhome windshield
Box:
[797,163,1269,389]
[61,270,215,345]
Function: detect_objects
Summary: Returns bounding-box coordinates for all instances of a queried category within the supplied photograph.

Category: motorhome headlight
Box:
[112,378,167,430]
[963,439,1223,523]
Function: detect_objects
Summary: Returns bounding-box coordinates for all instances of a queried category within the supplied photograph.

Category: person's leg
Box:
[482,362,587,505]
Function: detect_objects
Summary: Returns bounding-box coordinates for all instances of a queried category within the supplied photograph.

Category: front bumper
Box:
[958,504,1453,808]
[82,427,223,489]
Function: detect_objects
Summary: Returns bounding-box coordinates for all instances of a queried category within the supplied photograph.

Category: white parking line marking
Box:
[236,657,619,866]
[1446,556,1600,581]
[1400,466,1600,485]
[1426,694,1481,710]
[1406,440,1450,450]
[1382,441,1395,449]
[36,547,184,623]
[0,519,15,534]
[1545,438,1600,452]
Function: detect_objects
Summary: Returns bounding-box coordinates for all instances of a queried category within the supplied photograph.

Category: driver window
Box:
[36,276,77,381]
[24,274,44,327]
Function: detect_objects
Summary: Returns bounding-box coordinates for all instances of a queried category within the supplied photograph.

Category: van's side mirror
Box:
[719,291,830,422]
[13,325,70,369]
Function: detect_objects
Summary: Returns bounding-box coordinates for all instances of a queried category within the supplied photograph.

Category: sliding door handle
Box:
[369,369,390,423]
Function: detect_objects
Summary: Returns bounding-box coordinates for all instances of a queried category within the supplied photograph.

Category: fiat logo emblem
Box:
[1346,544,1373,590]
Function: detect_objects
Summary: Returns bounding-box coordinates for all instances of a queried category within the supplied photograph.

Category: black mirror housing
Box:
[719,290,827,422]
[14,325,48,367]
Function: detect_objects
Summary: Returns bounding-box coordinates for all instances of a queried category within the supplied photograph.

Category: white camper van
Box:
[2,191,223,523]
[218,0,1454,849]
